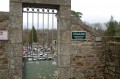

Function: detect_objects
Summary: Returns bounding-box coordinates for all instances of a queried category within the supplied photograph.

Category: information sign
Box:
[0,30,8,40]
[71,31,86,40]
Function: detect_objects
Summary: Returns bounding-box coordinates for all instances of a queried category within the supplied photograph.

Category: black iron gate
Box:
[22,3,58,79]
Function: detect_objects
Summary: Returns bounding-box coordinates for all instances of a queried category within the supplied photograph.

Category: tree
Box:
[71,10,82,18]
[55,10,82,18]
[29,26,38,44]
[116,22,120,36]
[90,23,105,36]
[104,16,119,36]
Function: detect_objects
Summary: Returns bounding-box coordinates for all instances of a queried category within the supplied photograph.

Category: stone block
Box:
[14,57,22,67]
[59,0,71,5]
[8,70,14,79]
[95,37,102,42]
[9,64,16,69]
[71,53,97,68]
[14,68,22,77]
[7,43,22,51]
[2,51,8,58]
[9,57,15,66]
[9,57,22,69]
[71,41,85,46]
[109,70,115,76]
[108,66,115,72]
[2,57,8,64]
[58,55,70,67]
[59,5,71,17]
[22,0,36,3]
[10,0,21,2]
[70,45,78,55]
[64,0,71,5]
[58,17,71,31]
[9,16,22,29]
[71,55,85,67]
[114,58,119,66]
[0,71,8,79]
[70,68,86,79]
[59,31,71,43]
[0,63,4,68]
[9,30,22,43]
[59,43,71,55]
[116,67,120,73]
[116,73,120,78]
[71,25,83,31]
[0,65,7,70]
[11,0,71,5]
[58,68,71,79]
[8,51,14,57]
[7,44,23,57]
[0,70,9,79]
[35,0,59,5]
[9,3,22,16]
[9,50,23,57]
[35,0,70,5]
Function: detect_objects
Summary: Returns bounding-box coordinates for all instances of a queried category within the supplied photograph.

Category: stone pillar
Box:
[58,4,71,79]
[8,1,23,79]
[9,0,71,79]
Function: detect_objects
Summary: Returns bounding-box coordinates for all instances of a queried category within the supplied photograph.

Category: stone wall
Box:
[0,41,9,79]
[0,12,9,79]
[0,12,9,29]
[103,37,120,79]
[58,16,104,79]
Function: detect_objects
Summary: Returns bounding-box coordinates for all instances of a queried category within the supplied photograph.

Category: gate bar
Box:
[42,8,45,50]
[27,7,29,58]
[47,9,50,46]
[37,8,40,57]
[32,8,34,57]
[52,10,54,44]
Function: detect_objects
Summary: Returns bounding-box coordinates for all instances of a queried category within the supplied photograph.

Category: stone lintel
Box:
[10,0,71,6]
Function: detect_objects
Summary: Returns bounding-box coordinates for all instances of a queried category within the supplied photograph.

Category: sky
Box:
[0,0,120,24]
[71,0,120,23]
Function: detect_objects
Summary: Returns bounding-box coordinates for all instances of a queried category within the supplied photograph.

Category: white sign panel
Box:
[0,30,8,40]
[95,37,102,42]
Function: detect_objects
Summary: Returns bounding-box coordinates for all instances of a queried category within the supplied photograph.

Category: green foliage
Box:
[29,26,38,44]
[116,23,120,36]
[55,10,82,18]
[105,16,120,36]
[71,10,82,18]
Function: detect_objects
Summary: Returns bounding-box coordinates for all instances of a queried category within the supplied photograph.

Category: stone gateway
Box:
[0,0,104,79]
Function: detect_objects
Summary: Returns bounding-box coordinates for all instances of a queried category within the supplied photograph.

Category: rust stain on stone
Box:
[85,61,92,66]
[75,61,84,66]
[2,57,8,64]
[72,56,84,67]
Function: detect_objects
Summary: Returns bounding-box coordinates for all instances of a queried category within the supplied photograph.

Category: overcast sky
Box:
[0,0,120,24]
[71,0,120,24]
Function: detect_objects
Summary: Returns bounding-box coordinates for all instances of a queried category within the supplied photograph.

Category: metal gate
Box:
[22,3,58,79]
